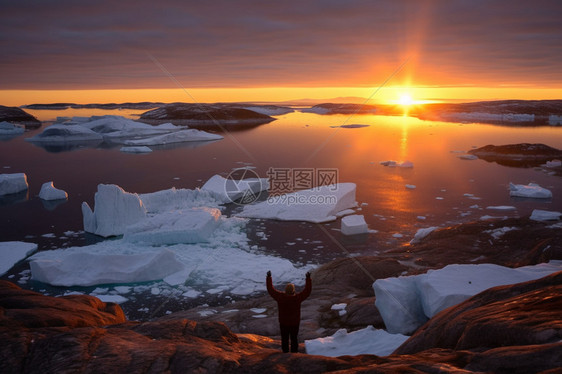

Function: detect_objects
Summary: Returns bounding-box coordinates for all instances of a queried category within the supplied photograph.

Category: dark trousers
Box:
[280,324,300,353]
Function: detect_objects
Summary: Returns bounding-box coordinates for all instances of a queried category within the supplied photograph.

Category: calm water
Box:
[2,108,561,317]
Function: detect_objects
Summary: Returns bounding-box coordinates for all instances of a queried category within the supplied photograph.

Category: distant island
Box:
[13,99,562,127]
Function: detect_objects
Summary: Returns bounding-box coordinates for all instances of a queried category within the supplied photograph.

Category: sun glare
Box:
[398,94,414,106]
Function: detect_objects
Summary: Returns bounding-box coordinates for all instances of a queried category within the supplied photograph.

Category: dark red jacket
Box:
[267,276,312,327]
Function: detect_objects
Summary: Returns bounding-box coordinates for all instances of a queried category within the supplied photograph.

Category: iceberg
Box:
[545,159,562,168]
[30,248,185,287]
[237,183,357,223]
[120,146,152,153]
[123,129,223,146]
[509,183,552,199]
[82,184,147,237]
[26,123,103,143]
[373,262,562,335]
[0,121,24,135]
[201,174,269,204]
[530,209,562,221]
[123,207,221,245]
[25,115,223,148]
[0,241,37,276]
[305,326,409,357]
[38,181,68,201]
[0,173,28,196]
[341,215,368,235]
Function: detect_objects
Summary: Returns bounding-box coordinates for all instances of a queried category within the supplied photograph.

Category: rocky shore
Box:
[2,217,561,373]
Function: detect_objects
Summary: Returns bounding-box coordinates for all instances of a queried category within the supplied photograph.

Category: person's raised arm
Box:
[266,270,281,298]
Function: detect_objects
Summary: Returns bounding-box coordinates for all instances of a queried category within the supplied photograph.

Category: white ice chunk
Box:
[398,160,414,168]
[201,174,269,204]
[82,184,147,237]
[305,326,408,357]
[486,205,516,211]
[530,209,562,221]
[548,115,562,125]
[0,121,24,135]
[94,294,129,304]
[139,187,220,214]
[237,183,357,223]
[484,226,518,239]
[409,227,438,244]
[405,184,416,189]
[545,159,561,168]
[509,182,552,199]
[123,129,223,146]
[341,215,368,235]
[373,262,562,335]
[374,275,427,334]
[124,207,221,245]
[0,241,37,275]
[30,248,184,286]
[26,123,103,143]
[0,173,28,195]
[380,160,397,167]
[39,181,68,201]
[458,154,478,160]
[120,146,152,153]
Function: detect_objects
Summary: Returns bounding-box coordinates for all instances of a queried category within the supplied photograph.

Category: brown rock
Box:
[0,105,41,128]
[0,280,126,328]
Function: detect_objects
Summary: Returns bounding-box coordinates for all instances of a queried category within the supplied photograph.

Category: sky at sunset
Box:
[1,0,561,105]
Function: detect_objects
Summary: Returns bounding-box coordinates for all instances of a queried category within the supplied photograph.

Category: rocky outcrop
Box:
[140,103,275,127]
[0,280,125,328]
[401,217,562,269]
[2,273,562,373]
[467,143,562,168]
[0,105,41,128]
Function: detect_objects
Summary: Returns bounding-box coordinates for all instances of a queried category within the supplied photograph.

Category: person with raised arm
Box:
[266,270,312,353]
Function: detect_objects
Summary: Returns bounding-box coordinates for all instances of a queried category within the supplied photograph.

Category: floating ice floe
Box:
[548,115,562,125]
[486,205,516,211]
[39,181,68,201]
[330,124,370,129]
[405,184,416,189]
[409,227,438,244]
[201,174,269,204]
[30,248,185,286]
[341,215,368,235]
[373,261,562,335]
[530,209,562,221]
[509,183,552,199]
[120,146,152,153]
[0,241,37,276]
[123,129,223,146]
[0,173,28,196]
[458,154,478,160]
[0,121,24,135]
[237,183,357,223]
[32,176,313,291]
[26,123,103,143]
[25,115,222,147]
[305,325,409,357]
[380,160,413,168]
[544,159,562,168]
